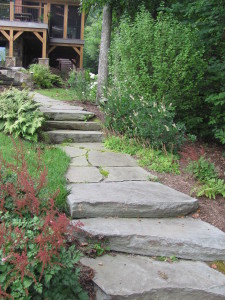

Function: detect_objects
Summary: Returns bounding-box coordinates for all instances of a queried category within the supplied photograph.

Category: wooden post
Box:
[10,1,14,21]
[81,11,85,40]
[9,29,13,57]
[43,4,48,24]
[79,46,83,69]
[64,4,68,39]
[42,30,47,58]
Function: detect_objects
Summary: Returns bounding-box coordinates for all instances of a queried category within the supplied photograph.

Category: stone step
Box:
[68,181,198,218]
[45,130,104,144]
[81,254,225,300]
[44,120,102,131]
[74,217,225,261]
[41,108,95,121]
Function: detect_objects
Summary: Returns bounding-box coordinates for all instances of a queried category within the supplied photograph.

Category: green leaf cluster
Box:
[187,156,225,199]
[29,64,63,89]
[0,88,44,141]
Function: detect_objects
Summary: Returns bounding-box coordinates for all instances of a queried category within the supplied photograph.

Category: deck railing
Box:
[0,2,48,24]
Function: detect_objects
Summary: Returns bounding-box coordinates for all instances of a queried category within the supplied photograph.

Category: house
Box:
[0,0,84,69]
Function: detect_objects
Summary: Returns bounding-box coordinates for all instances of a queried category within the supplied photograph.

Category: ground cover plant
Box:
[0,139,87,299]
[104,135,180,174]
[182,146,225,199]
[29,64,63,89]
[0,133,70,212]
[0,89,44,142]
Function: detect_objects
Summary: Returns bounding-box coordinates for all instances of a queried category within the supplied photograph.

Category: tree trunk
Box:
[96,4,112,103]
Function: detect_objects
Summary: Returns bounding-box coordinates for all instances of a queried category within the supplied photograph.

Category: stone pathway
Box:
[35,93,225,300]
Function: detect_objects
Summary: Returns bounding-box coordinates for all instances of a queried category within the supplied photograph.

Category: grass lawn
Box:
[35,88,78,101]
[0,133,70,212]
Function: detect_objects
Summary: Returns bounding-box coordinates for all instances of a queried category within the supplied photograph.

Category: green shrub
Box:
[29,64,63,88]
[105,87,185,150]
[0,88,44,141]
[187,156,218,182]
[187,155,225,199]
[106,10,206,148]
[68,70,97,102]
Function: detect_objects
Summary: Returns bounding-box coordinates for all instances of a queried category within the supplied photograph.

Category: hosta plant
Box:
[0,141,88,300]
[0,88,44,141]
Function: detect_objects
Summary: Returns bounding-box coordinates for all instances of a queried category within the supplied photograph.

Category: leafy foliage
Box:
[105,10,206,148]
[186,154,225,199]
[68,70,97,102]
[187,156,218,182]
[0,133,70,212]
[166,0,225,143]
[29,64,63,89]
[104,135,180,174]
[0,141,88,300]
[0,88,44,141]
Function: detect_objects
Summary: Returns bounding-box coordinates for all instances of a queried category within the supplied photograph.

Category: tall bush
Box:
[105,10,206,148]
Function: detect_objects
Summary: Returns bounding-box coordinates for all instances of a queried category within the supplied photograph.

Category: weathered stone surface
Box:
[69,143,105,151]
[45,130,103,144]
[44,105,84,111]
[66,166,102,183]
[74,217,225,261]
[70,156,89,167]
[68,181,198,218]
[41,109,94,121]
[81,254,225,300]
[44,120,102,131]
[88,151,138,167]
[59,146,87,157]
[104,167,155,182]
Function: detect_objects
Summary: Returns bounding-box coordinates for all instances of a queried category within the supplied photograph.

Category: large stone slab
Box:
[81,254,225,300]
[68,181,198,218]
[74,217,225,261]
[104,167,155,182]
[70,156,89,167]
[42,109,94,121]
[60,146,87,157]
[45,130,103,144]
[88,151,138,167]
[44,120,102,131]
[66,166,102,183]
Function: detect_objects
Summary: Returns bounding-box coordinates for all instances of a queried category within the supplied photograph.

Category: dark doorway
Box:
[22,33,42,67]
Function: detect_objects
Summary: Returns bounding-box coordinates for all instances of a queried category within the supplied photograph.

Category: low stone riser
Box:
[74,218,225,262]
[43,121,102,131]
[43,112,94,121]
[46,131,104,144]
[68,182,198,219]
[69,202,198,219]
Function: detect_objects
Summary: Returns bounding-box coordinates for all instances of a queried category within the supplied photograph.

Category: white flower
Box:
[164,125,169,131]
[89,73,96,79]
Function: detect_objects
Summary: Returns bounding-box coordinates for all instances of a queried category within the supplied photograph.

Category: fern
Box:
[0,88,44,141]
[195,179,225,199]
